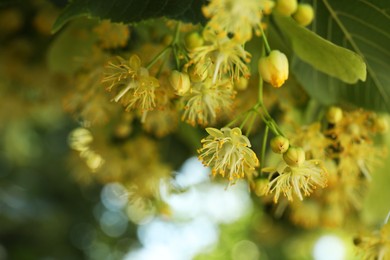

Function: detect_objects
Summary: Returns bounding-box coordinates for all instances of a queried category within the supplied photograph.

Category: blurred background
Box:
[0,0,390,259]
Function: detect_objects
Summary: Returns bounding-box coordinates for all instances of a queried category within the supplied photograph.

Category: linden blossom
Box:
[188,28,251,85]
[263,160,328,203]
[354,222,390,259]
[198,127,259,183]
[102,54,160,113]
[202,0,275,43]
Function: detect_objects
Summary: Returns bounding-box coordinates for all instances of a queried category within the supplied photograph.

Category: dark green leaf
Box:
[274,13,366,84]
[290,0,390,112]
[52,0,207,33]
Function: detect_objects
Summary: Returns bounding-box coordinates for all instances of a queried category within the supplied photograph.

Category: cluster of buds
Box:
[270,135,305,167]
[275,0,315,26]
[68,127,104,172]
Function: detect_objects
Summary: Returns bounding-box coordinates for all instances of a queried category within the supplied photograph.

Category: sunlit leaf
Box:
[289,0,390,112]
[274,14,366,84]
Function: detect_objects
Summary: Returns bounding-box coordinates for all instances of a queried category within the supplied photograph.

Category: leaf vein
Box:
[350,34,390,57]
[358,0,390,19]
[336,11,390,40]
[322,0,390,109]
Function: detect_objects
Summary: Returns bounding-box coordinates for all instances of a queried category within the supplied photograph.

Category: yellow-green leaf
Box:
[274,13,366,84]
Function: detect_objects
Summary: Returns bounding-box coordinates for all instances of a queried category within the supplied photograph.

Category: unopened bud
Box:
[263,0,275,15]
[169,70,191,96]
[258,50,289,88]
[185,32,204,50]
[348,124,360,137]
[129,54,141,70]
[276,0,298,16]
[234,77,249,91]
[188,63,208,82]
[254,179,269,196]
[326,106,343,124]
[68,127,93,152]
[283,147,305,167]
[293,4,315,26]
[374,116,389,133]
[270,136,290,154]
[85,151,104,171]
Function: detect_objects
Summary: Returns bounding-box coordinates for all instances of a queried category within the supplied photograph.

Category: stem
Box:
[172,22,182,69]
[245,113,256,136]
[173,22,181,44]
[239,112,251,129]
[141,111,148,123]
[146,22,182,71]
[385,211,390,225]
[261,125,269,169]
[257,76,285,137]
[259,25,271,55]
[226,108,251,128]
[156,58,166,78]
[145,46,171,70]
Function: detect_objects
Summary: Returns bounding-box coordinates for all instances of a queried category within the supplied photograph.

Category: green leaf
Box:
[274,13,366,84]
[288,0,390,112]
[47,19,98,74]
[52,0,206,33]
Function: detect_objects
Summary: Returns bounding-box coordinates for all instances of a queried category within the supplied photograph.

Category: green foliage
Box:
[52,0,207,33]
[274,14,366,84]
[288,0,390,112]
[47,19,98,74]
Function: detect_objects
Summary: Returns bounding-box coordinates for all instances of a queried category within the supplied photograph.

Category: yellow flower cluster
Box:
[354,222,390,260]
[202,0,274,43]
[262,108,388,228]
[68,127,104,172]
[263,159,327,203]
[103,55,159,113]
[198,127,259,183]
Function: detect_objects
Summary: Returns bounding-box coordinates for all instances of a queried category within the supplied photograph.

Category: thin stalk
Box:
[259,25,271,55]
[156,58,166,78]
[385,211,390,225]
[239,112,252,129]
[261,125,269,169]
[173,22,181,44]
[145,46,171,70]
[257,76,285,137]
[172,22,182,69]
[226,109,251,128]
[245,113,256,136]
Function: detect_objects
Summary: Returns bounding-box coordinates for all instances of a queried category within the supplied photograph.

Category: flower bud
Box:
[326,106,343,124]
[188,63,208,82]
[82,150,104,172]
[254,179,268,196]
[270,136,290,154]
[169,70,191,96]
[129,54,141,70]
[68,127,93,152]
[258,50,289,88]
[234,77,249,91]
[185,32,204,50]
[348,123,360,137]
[283,147,305,167]
[263,0,275,15]
[374,116,389,133]
[293,4,315,26]
[276,0,298,16]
